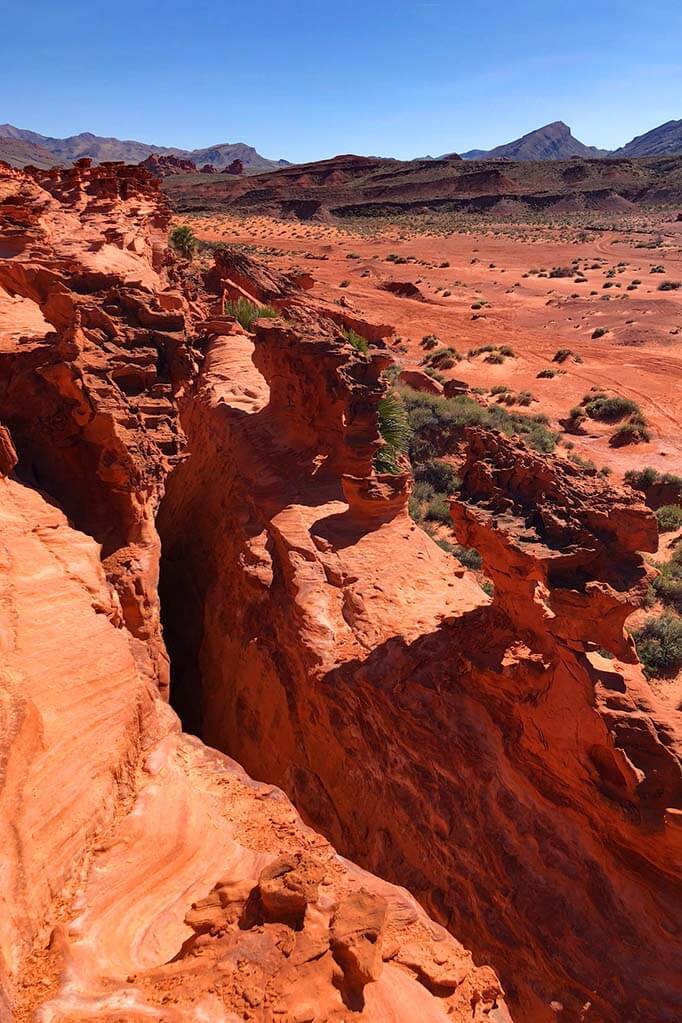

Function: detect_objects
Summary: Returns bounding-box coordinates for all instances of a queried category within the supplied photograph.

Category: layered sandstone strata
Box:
[160,308,681,1021]
[0,160,509,1022]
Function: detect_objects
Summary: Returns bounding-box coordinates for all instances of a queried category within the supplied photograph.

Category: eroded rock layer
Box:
[0,160,509,1023]
[159,290,682,1018]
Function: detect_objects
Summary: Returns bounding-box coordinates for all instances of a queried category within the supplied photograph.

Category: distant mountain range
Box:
[459,121,607,161]
[611,119,682,158]
[1,119,681,173]
[459,119,682,161]
[0,124,289,173]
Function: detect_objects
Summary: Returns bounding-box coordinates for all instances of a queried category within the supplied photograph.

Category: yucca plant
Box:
[169,225,196,259]
[343,328,369,355]
[374,391,411,475]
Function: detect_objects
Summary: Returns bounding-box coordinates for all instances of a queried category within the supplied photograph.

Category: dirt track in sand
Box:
[188,212,682,478]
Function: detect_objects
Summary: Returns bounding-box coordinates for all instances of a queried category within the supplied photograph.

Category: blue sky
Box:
[4,1,681,161]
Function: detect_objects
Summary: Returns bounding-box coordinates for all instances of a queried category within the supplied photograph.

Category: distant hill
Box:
[611,120,682,158]
[0,134,56,169]
[460,121,608,161]
[161,150,682,222]
[0,124,289,173]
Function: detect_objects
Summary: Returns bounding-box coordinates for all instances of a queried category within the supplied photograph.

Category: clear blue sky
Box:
[4,0,681,161]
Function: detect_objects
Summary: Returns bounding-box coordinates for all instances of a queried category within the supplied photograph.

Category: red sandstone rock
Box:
[398,368,444,394]
[224,157,244,175]
[0,160,511,1023]
[139,153,197,177]
[3,158,681,1023]
[159,324,681,1022]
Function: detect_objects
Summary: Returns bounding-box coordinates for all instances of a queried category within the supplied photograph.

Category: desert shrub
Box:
[424,346,460,370]
[632,613,682,679]
[592,327,607,339]
[624,466,660,490]
[658,281,681,291]
[424,493,452,524]
[374,391,411,474]
[499,345,515,357]
[649,265,665,273]
[339,279,350,288]
[343,328,369,355]
[569,452,596,472]
[553,348,572,363]
[452,545,483,570]
[486,352,505,364]
[408,494,424,522]
[516,391,533,406]
[549,266,573,278]
[537,368,558,378]
[656,505,682,533]
[421,334,439,350]
[610,417,651,446]
[653,548,682,611]
[414,458,460,493]
[224,297,277,331]
[400,387,557,461]
[169,225,196,258]
[491,385,510,395]
[582,395,641,422]
[412,480,435,503]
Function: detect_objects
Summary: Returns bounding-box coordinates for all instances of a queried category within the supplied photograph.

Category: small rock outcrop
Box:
[139,153,198,176]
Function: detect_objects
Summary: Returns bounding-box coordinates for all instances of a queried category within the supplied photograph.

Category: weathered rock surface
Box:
[140,153,198,177]
[0,158,195,692]
[3,157,681,1023]
[160,307,682,1021]
[0,161,510,1023]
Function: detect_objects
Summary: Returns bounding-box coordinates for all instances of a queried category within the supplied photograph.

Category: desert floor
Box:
[189,212,682,479]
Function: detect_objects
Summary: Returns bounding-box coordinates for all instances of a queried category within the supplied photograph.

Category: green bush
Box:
[656,505,682,533]
[408,494,424,522]
[374,392,411,474]
[611,418,651,446]
[343,328,369,355]
[224,297,277,331]
[424,493,452,524]
[632,613,682,679]
[624,466,659,490]
[169,225,196,258]
[653,548,682,611]
[400,387,557,461]
[452,545,483,570]
[582,395,641,422]
[414,458,460,493]
[423,346,460,370]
